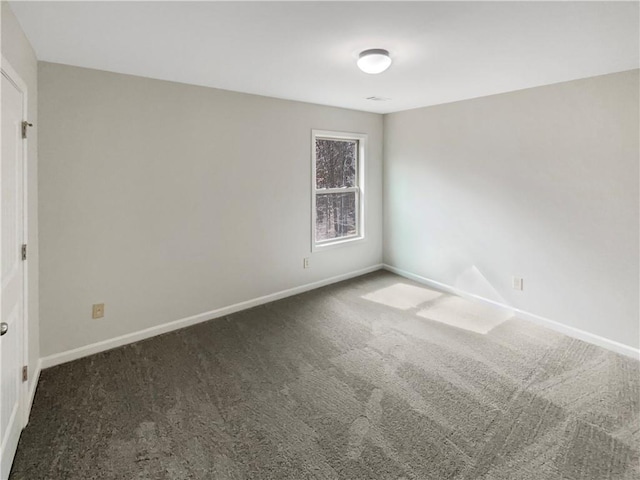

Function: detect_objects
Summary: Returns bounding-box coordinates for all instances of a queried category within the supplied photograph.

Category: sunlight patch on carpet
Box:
[417,296,513,334]
[362,283,442,310]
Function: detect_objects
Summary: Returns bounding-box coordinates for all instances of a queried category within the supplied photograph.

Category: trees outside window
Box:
[312,131,365,250]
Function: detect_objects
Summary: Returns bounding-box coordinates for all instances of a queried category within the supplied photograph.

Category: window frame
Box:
[311,129,366,251]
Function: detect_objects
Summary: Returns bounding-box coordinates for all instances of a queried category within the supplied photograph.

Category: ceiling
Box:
[10,1,639,114]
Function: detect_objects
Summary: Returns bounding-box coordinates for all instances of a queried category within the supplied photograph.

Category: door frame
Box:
[1,55,31,429]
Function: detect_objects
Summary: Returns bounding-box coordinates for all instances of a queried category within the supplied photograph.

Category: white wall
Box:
[1,2,40,392]
[384,70,639,350]
[38,62,383,358]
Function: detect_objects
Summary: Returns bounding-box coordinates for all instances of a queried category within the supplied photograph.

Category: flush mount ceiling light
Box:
[357,49,392,74]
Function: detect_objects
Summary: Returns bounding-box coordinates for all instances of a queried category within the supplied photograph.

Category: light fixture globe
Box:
[357,49,392,74]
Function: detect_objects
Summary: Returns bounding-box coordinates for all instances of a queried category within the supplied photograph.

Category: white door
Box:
[0,69,26,480]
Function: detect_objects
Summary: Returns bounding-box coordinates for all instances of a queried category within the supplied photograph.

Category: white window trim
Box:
[311,129,367,252]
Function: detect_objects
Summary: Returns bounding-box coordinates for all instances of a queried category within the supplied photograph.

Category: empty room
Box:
[1,1,638,479]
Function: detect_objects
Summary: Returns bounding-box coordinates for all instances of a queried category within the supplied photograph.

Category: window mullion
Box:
[316,187,358,195]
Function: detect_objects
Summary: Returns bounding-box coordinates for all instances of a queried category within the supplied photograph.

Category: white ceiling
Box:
[10,1,639,114]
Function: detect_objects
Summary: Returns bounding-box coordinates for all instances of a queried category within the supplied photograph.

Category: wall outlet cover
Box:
[512,277,524,291]
[92,303,105,319]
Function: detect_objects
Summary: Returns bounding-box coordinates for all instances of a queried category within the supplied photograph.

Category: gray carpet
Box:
[10,271,640,479]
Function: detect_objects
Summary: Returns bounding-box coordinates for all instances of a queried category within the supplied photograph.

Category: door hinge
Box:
[21,244,27,261]
[22,366,28,383]
[22,121,33,139]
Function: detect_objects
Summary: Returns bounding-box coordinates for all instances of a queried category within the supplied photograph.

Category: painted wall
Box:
[384,70,639,349]
[38,62,383,358]
[1,2,40,392]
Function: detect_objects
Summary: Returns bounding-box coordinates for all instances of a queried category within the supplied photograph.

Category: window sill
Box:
[312,235,366,252]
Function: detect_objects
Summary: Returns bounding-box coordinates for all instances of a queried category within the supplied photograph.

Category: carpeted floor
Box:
[10,271,640,479]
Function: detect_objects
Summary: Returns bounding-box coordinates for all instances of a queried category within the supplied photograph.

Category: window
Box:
[312,130,365,250]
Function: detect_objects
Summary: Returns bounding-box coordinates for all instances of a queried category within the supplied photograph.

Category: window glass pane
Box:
[315,192,357,241]
[315,139,357,189]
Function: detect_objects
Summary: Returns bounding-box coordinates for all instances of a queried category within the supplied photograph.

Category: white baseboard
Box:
[40,264,384,369]
[383,264,640,360]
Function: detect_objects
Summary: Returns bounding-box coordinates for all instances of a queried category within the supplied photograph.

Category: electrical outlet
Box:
[303,257,310,269]
[92,303,105,319]
[512,277,524,291]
